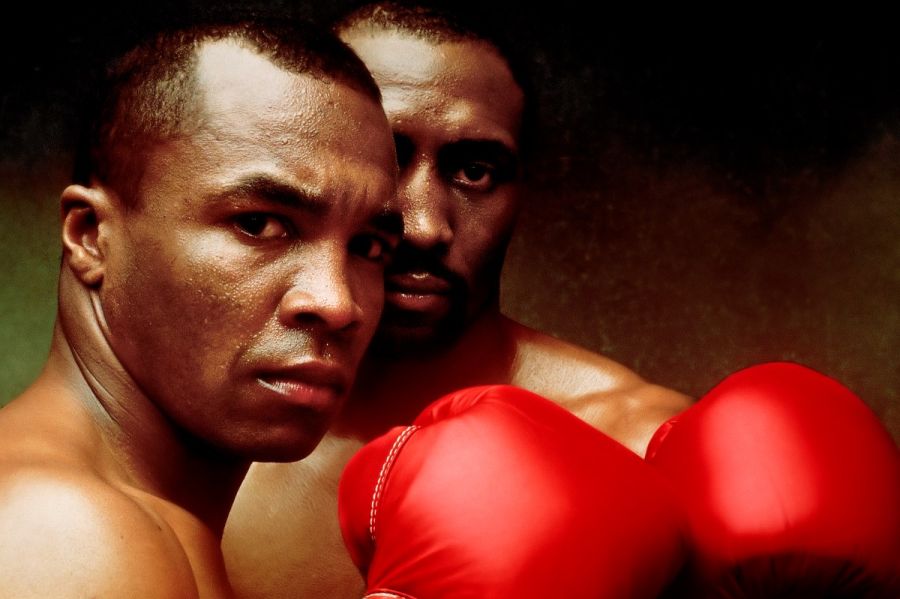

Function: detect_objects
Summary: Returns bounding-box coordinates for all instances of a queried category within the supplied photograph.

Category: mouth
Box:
[386,270,452,314]
[255,362,347,410]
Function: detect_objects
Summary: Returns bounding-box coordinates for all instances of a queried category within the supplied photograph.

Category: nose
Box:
[277,247,362,335]
[398,163,453,252]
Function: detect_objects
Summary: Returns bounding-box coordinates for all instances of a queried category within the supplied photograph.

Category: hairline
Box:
[75,20,383,204]
[332,3,536,166]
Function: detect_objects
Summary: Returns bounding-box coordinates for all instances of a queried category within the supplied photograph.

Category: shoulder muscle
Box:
[0,470,197,598]
[506,320,692,455]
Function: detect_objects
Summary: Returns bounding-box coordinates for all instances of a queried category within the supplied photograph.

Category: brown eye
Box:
[456,162,494,188]
[234,213,289,239]
[439,140,518,194]
[349,234,392,264]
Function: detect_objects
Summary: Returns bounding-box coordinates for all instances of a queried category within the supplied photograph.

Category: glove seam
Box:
[370,424,421,545]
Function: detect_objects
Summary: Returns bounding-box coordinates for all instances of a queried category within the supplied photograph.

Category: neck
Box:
[337,308,518,439]
[50,267,246,535]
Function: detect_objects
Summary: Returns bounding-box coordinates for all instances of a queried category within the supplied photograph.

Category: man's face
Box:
[340,28,525,352]
[100,42,398,461]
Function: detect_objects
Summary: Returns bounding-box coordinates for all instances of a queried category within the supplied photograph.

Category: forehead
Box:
[138,41,397,221]
[340,29,524,150]
[191,41,393,163]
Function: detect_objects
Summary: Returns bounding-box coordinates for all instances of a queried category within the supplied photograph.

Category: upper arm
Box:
[0,472,198,599]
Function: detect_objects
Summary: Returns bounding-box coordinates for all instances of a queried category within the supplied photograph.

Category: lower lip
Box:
[386,289,451,313]
[256,378,339,410]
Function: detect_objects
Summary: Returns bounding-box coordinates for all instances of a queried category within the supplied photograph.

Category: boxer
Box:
[0,20,398,597]
[224,3,691,597]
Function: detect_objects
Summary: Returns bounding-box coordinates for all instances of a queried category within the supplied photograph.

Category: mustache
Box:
[386,242,464,288]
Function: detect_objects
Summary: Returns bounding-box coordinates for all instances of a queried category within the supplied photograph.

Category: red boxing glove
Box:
[647,362,900,598]
[339,385,686,599]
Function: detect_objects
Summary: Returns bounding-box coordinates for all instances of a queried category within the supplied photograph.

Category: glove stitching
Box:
[370,425,421,544]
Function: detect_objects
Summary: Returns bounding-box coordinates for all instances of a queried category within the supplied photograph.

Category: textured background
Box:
[1,3,897,441]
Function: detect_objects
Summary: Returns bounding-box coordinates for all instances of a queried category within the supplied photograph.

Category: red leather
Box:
[647,362,900,598]
[339,385,686,599]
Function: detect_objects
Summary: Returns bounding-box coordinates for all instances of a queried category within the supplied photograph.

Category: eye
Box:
[453,162,495,190]
[233,213,290,240]
[349,234,394,264]
[438,141,518,194]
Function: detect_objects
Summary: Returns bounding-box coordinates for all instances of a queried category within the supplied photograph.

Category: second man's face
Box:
[341,28,526,353]
[100,42,399,461]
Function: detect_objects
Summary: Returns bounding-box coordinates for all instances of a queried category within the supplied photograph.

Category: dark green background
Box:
[2,3,898,441]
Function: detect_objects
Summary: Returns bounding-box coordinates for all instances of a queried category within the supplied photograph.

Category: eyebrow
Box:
[439,139,519,167]
[209,174,328,216]
[209,173,403,235]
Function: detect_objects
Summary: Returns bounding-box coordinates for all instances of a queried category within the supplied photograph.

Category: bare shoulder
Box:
[0,463,198,598]
[593,378,694,457]
[506,319,693,455]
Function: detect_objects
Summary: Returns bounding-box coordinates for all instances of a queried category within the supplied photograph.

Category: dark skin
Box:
[0,41,398,598]
[224,28,692,599]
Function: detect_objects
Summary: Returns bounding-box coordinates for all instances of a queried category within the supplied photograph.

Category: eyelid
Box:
[232,212,295,240]
[438,148,517,193]
[446,162,497,192]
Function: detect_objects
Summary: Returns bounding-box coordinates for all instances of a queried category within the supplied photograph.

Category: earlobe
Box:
[60,184,114,286]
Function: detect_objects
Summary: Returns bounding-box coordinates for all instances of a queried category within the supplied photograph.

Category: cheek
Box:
[104,231,277,389]
[456,196,520,274]
[148,247,257,326]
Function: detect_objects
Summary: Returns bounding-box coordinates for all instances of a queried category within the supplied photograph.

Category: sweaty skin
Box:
[0,41,397,598]
[223,30,691,599]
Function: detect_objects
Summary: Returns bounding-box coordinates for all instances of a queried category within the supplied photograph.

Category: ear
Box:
[60,184,117,286]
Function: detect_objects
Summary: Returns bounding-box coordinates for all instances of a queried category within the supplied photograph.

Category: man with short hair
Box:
[224,4,692,598]
[0,20,399,597]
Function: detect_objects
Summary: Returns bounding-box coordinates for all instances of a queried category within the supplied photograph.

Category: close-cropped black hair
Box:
[72,18,382,203]
[333,1,539,165]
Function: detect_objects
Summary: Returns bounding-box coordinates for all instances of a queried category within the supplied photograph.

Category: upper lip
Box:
[386,271,451,295]
[257,361,348,395]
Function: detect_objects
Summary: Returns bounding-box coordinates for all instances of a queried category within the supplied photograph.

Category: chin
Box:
[369,321,464,359]
[249,445,318,463]
[212,417,332,464]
